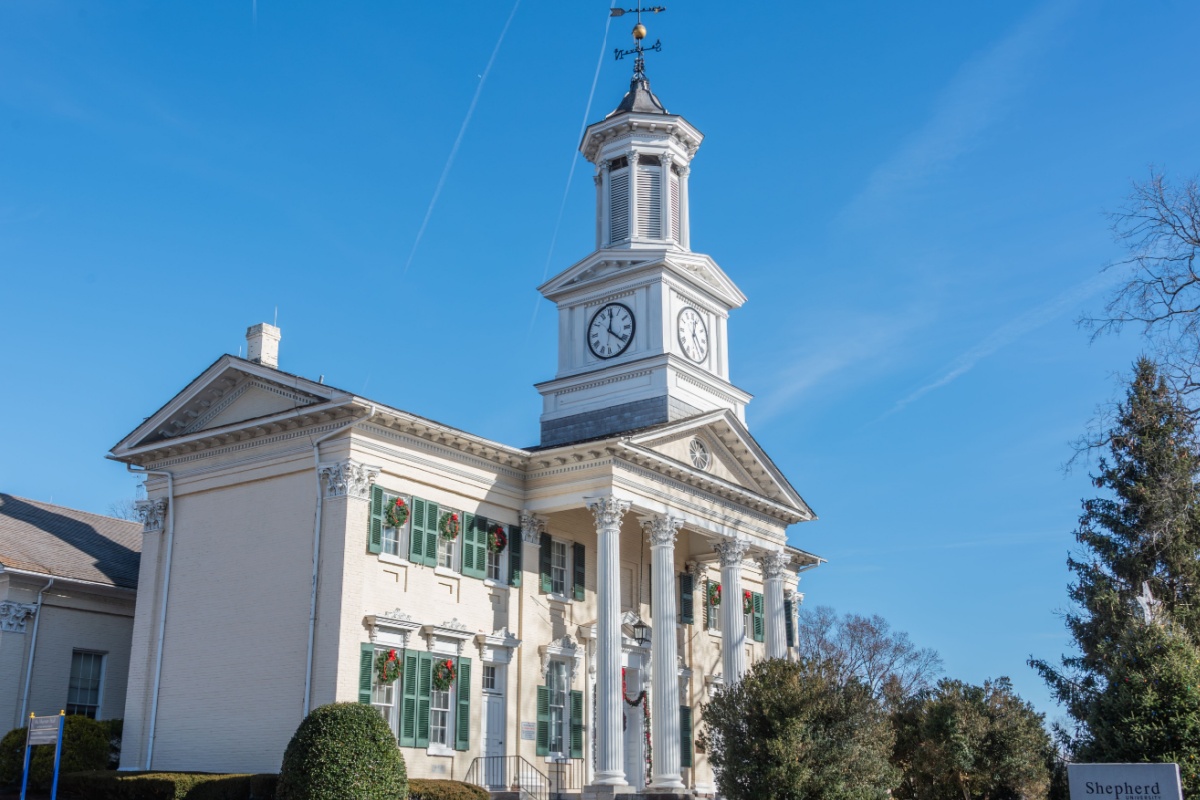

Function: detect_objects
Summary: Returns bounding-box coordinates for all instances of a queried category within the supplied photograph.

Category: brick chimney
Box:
[245,323,280,369]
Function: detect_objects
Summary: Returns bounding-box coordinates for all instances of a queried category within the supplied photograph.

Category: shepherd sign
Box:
[1068,763,1183,800]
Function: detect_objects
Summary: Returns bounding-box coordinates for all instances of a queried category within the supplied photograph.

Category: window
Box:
[370,648,398,732]
[483,665,497,691]
[487,549,502,581]
[550,541,567,596]
[705,580,722,631]
[547,662,567,754]
[381,493,410,557]
[430,687,451,746]
[67,651,104,718]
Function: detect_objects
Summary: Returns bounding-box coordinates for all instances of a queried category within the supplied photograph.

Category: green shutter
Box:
[424,501,440,567]
[463,513,486,578]
[359,643,374,705]
[368,485,384,554]
[570,689,584,758]
[572,542,585,601]
[752,592,764,643]
[509,526,523,586]
[536,685,550,756]
[415,652,433,747]
[680,705,693,768]
[679,572,694,625]
[703,579,711,629]
[410,497,427,563]
[784,596,795,648]
[400,650,419,747]
[539,532,553,593]
[455,657,472,751]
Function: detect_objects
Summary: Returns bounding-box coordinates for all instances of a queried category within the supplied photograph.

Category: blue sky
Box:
[2,0,1198,723]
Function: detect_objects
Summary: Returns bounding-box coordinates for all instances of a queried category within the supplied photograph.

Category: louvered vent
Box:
[669,174,681,242]
[636,165,662,238]
[610,168,630,242]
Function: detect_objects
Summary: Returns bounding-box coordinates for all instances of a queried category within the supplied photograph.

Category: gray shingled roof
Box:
[0,494,141,589]
[607,76,668,118]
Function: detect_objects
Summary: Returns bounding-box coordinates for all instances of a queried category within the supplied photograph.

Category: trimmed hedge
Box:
[59,770,277,799]
[276,702,407,800]
[406,780,488,800]
[0,715,110,791]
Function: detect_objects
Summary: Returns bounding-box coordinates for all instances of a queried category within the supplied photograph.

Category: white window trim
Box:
[427,684,455,756]
[379,491,412,558]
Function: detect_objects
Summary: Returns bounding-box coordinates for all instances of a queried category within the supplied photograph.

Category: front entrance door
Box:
[482,664,506,788]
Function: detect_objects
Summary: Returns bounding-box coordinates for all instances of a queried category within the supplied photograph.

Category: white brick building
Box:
[0,495,140,733]
[109,64,822,799]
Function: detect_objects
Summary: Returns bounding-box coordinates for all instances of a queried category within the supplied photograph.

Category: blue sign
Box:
[21,713,65,800]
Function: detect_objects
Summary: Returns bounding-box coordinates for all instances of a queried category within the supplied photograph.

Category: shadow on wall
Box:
[0,494,141,588]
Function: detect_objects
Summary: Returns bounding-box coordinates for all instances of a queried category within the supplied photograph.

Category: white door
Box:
[482,664,506,788]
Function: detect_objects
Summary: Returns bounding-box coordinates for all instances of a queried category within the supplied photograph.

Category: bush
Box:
[406,780,488,800]
[0,715,110,791]
[59,770,277,799]
[103,718,124,769]
[276,702,406,800]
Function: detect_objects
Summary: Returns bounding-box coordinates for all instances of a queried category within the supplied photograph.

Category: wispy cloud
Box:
[884,270,1118,417]
[841,0,1077,223]
[753,309,929,425]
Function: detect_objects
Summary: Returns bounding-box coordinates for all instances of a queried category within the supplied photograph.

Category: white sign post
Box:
[1068,763,1183,800]
[20,711,66,800]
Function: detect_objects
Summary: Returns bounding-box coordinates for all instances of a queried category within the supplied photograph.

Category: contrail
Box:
[528,2,617,333]
[402,0,521,275]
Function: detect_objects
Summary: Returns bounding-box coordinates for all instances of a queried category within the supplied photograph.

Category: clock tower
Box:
[536,64,751,447]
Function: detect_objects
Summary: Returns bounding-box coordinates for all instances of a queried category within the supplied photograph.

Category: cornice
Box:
[361,418,529,476]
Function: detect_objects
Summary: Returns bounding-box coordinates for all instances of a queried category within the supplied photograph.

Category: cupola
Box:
[580,75,703,252]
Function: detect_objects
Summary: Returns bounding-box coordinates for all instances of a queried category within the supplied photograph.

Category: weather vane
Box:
[611,5,666,79]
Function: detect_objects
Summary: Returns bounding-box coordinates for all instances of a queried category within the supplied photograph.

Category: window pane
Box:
[431,689,450,745]
[483,665,496,691]
[548,662,566,753]
[551,541,567,596]
[487,550,501,581]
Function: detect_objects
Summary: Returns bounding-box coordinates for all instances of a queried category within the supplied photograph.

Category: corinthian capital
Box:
[0,601,36,633]
[135,498,168,532]
[318,459,379,500]
[584,495,631,530]
[714,536,749,568]
[641,515,684,548]
[759,549,788,581]
[520,510,546,545]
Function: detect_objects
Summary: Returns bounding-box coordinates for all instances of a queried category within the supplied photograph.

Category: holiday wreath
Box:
[439,512,461,540]
[488,524,508,554]
[385,497,410,528]
[743,589,753,615]
[708,582,722,607]
[376,649,401,684]
[432,658,456,691]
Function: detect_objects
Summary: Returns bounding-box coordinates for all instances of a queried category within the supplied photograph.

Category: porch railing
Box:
[463,755,549,800]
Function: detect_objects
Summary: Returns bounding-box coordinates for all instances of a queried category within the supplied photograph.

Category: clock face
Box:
[677,307,709,362]
[587,303,636,359]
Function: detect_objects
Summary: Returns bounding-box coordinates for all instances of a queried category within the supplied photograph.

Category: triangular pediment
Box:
[111,355,347,457]
[625,410,814,520]
[538,249,746,310]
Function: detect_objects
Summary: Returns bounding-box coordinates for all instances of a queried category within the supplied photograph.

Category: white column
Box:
[643,515,685,790]
[660,153,673,242]
[759,550,788,660]
[783,588,798,661]
[586,495,631,787]
[714,537,749,683]
[678,164,691,250]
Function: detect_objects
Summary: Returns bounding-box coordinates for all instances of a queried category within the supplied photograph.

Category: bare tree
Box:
[796,606,943,706]
[107,498,141,521]
[1085,170,1200,409]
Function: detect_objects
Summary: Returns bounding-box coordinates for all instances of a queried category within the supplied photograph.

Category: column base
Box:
[582,784,638,799]
[644,787,690,795]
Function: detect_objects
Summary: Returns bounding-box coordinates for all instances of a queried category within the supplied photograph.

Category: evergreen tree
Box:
[1032,357,1200,782]
[891,678,1052,800]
